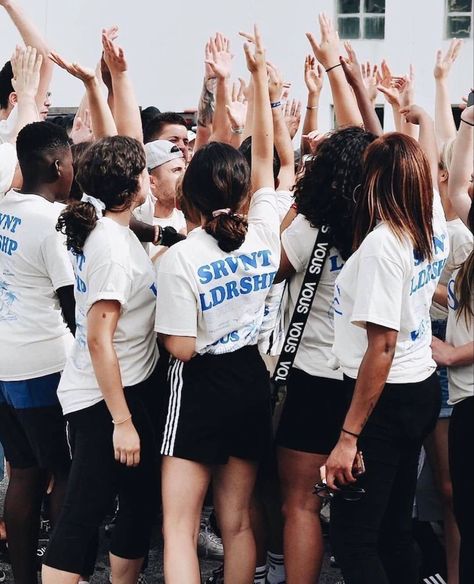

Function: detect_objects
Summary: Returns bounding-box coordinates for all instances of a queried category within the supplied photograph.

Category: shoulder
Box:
[358,224,410,265]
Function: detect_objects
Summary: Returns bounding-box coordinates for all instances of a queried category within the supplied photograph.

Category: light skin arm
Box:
[434,39,462,143]
[325,323,397,489]
[160,334,196,362]
[448,105,474,226]
[301,55,323,154]
[267,62,295,191]
[340,43,382,136]
[241,25,274,192]
[1,0,53,109]
[306,13,362,128]
[194,40,216,151]
[10,45,41,140]
[48,52,117,139]
[225,82,247,148]
[400,105,439,188]
[241,76,254,141]
[398,67,418,139]
[87,300,141,467]
[433,283,448,307]
[432,337,474,367]
[377,60,402,131]
[207,33,233,144]
[102,32,142,141]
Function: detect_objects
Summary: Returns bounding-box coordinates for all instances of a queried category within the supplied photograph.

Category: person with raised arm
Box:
[448,105,473,227]
[205,33,233,144]
[306,13,362,129]
[194,38,217,151]
[434,39,463,144]
[326,106,448,584]
[0,0,54,142]
[155,25,277,584]
[301,55,323,155]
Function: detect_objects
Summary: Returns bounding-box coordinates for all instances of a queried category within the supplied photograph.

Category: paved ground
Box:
[0,476,342,583]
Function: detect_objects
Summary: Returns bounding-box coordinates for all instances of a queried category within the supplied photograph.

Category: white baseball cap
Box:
[145,139,183,171]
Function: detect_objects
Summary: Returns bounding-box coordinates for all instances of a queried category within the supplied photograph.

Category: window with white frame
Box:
[337,0,385,40]
[446,0,472,38]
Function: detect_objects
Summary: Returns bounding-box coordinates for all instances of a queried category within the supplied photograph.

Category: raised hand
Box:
[376,59,401,107]
[304,55,324,95]
[399,104,429,125]
[241,25,266,75]
[267,61,284,103]
[399,64,415,107]
[102,31,127,74]
[70,110,93,144]
[306,13,341,70]
[434,38,462,81]
[340,41,364,90]
[225,80,247,129]
[49,51,96,84]
[205,33,233,80]
[284,98,302,139]
[361,60,378,102]
[11,45,42,98]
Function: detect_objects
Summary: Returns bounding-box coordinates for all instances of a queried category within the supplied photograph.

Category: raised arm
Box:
[302,55,323,138]
[306,13,362,128]
[206,33,233,143]
[434,39,462,143]
[242,25,274,191]
[377,60,402,131]
[225,81,247,148]
[448,105,474,226]
[195,39,217,150]
[0,0,53,110]
[49,52,117,139]
[102,32,142,141]
[10,45,41,140]
[267,62,295,191]
[400,104,439,189]
[340,43,382,136]
[398,66,418,139]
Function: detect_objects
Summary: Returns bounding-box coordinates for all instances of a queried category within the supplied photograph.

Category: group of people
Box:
[0,1,472,584]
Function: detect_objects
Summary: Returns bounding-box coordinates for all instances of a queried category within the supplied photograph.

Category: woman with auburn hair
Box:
[325,107,449,584]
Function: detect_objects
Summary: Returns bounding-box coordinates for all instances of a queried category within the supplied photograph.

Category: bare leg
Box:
[162,456,211,584]
[425,419,460,584]
[41,565,80,584]
[214,457,258,584]
[110,555,143,584]
[278,447,327,584]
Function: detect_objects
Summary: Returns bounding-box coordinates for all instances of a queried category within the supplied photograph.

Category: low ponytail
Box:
[205,213,248,253]
[56,202,98,255]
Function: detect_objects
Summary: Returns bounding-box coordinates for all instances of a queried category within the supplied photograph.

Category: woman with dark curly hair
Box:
[274,126,376,583]
[42,136,159,584]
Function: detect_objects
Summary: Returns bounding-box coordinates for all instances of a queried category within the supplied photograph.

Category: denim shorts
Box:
[431,319,452,419]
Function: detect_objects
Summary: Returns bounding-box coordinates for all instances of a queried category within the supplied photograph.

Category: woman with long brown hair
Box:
[325,107,449,584]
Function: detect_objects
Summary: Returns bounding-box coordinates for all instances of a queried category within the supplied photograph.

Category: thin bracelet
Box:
[306,105,319,110]
[326,63,342,74]
[461,118,474,127]
[231,127,244,134]
[270,100,282,109]
[113,414,132,426]
[341,427,360,439]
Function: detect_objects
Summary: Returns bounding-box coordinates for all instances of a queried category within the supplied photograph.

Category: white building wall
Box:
[0,0,472,131]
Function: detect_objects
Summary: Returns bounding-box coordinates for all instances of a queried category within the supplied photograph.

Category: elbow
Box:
[87,334,109,358]
[161,335,196,363]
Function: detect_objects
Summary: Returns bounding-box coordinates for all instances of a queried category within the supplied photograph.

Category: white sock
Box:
[267,551,285,583]
[254,565,267,584]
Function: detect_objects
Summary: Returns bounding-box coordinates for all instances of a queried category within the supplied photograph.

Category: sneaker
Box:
[197,518,224,560]
[205,563,224,584]
[0,569,6,583]
[109,570,147,583]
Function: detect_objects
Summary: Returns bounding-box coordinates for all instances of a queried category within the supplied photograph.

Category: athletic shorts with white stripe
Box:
[160,345,272,465]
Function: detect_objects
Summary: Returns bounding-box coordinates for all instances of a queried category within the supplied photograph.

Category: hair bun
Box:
[205,213,248,253]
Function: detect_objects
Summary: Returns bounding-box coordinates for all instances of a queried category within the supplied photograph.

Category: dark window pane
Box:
[375,105,384,128]
[447,15,471,37]
[447,0,472,12]
[365,0,385,13]
[338,0,360,14]
[338,17,361,38]
[364,16,385,38]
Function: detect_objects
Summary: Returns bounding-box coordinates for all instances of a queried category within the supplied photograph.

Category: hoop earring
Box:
[352,184,361,203]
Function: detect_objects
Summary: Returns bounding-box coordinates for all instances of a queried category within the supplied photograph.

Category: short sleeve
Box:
[276,190,294,221]
[0,144,17,197]
[351,254,404,331]
[41,232,75,291]
[281,215,313,273]
[85,262,132,314]
[0,107,18,145]
[155,253,197,337]
[248,187,279,231]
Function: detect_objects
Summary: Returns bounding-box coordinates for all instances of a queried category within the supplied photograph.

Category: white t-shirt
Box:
[0,190,74,380]
[282,214,345,379]
[153,207,187,233]
[258,189,293,354]
[0,144,17,200]
[0,107,18,145]
[446,268,474,405]
[155,187,280,355]
[431,218,473,321]
[57,217,159,415]
[332,192,449,383]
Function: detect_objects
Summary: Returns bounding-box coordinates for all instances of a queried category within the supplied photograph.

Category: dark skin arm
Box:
[56,285,76,335]
[129,216,154,243]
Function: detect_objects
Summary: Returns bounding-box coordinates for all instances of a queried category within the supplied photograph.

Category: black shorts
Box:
[275,368,352,455]
[0,373,70,471]
[160,345,272,465]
